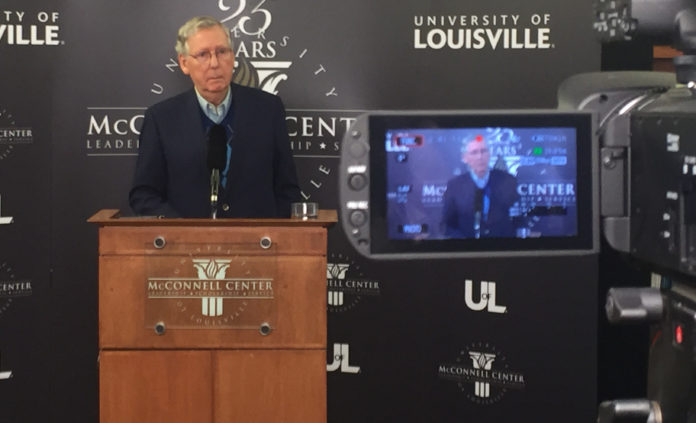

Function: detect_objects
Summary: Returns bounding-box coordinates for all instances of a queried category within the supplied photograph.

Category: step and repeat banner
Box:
[0,1,600,422]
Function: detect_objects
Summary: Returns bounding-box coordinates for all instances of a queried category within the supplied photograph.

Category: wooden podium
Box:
[89,209,336,423]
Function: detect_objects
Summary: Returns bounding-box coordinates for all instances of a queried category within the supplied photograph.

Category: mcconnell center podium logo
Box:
[438,342,526,405]
[192,258,231,316]
[147,256,274,327]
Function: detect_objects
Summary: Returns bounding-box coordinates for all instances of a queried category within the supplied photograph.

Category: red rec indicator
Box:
[393,134,424,147]
[675,324,684,344]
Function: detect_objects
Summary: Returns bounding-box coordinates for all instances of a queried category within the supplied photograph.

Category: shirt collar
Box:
[194,87,232,124]
[469,169,490,189]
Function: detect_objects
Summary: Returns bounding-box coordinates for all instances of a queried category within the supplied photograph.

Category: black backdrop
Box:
[0,1,602,422]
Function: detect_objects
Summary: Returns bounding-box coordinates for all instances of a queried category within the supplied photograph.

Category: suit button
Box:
[222,204,230,211]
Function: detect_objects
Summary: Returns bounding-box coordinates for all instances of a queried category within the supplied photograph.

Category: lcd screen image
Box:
[385,127,578,241]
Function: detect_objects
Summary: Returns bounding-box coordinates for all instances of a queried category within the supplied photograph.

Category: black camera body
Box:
[589,1,696,422]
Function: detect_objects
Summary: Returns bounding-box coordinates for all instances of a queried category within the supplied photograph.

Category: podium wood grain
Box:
[100,351,213,423]
[99,255,326,349]
[92,210,334,423]
[214,350,326,422]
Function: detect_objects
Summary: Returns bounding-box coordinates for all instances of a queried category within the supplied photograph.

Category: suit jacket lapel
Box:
[179,89,208,181]
[226,84,246,196]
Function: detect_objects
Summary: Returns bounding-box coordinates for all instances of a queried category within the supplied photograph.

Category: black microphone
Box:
[207,124,227,218]
[473,188,484,238]
[208,124,227,170]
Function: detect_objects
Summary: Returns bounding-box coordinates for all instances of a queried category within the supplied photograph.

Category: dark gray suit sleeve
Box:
[271,96,301,217]
[128,108,181,217]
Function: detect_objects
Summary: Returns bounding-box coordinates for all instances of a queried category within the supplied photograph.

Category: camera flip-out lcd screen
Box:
[339,111,598,259]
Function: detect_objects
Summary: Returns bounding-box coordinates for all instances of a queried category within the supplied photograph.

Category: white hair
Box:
[175,16,233,56]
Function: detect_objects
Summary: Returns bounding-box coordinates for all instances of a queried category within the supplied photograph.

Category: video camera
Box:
[591,1,696,422]
[338,0,696,421]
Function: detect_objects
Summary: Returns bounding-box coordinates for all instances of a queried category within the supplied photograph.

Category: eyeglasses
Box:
[466,147,489,157]
[189,47,233,65]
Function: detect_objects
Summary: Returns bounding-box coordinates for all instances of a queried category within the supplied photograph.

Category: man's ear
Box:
[178,54,191,75]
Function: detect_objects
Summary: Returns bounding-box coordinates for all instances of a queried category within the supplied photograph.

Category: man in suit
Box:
[441,135,519,238]
[129,16,301,218]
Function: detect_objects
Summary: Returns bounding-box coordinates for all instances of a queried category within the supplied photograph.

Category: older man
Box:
[441,135,519,238]
[129,16,300,218]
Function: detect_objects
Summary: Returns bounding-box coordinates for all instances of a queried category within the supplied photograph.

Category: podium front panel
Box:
[98,225,327,349]
[144,242,278,331]
[214,350,326,423]
[100,350,213,423]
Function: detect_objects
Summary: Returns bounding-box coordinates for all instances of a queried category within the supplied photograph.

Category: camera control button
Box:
[349,210,368,227]
[348,141,367,158]
[349,174,368,191]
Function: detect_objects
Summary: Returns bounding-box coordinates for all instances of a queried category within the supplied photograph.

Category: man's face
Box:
[463,138,490,177]
[178,26,235,103]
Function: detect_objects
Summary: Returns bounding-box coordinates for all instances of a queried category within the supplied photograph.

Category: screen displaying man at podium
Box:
[441,134,520,238]
[129,16,301,218]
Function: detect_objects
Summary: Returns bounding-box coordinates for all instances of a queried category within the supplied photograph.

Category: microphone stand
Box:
[474,211,481,239]
[473,188,483,239]
[210,168,220,219]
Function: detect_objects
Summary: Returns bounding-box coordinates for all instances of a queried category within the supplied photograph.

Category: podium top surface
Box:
[88,209,337,228]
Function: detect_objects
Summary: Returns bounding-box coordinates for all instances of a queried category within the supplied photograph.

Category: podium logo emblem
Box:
[147,253,275,327]
[193,258,231,317]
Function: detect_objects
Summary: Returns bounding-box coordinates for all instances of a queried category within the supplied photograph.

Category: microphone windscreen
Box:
[207,124,227,171]
[474,188,484,212]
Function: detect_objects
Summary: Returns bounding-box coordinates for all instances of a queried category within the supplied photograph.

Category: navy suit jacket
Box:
[129,83,301,218]
[441,169,519,238]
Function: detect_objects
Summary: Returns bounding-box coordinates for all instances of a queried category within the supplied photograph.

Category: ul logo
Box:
[327,343,360,374]
[465,280,507,314]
